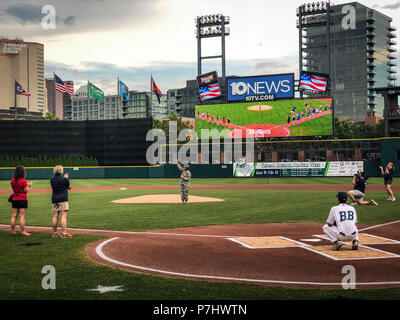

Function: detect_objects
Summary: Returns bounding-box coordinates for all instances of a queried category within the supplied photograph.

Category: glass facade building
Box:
[298,2,397,121]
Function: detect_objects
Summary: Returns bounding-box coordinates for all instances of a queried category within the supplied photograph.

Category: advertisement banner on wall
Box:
[233,162,364,177]
[227,73,294,102]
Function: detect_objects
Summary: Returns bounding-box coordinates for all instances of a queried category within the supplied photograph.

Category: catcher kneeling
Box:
[323,192,359,251]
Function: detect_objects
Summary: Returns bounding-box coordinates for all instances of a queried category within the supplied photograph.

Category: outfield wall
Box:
[0,164,233,180]
[0,161,388,180]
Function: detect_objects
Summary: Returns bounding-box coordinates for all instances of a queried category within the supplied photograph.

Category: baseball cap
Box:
[336,192,348,203]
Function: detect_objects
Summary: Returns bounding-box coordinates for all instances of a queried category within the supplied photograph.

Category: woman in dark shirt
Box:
[10,165,33,236]
[379,162,395,201]
[50,165,72,238]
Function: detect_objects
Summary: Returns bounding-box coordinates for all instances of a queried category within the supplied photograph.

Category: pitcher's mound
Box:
[247,105,273,111]
[111,194,225,204]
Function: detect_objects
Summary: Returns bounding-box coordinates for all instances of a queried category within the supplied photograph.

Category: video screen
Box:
[195,98,333,139]
[299,72,328,93]
[196,71,221,101]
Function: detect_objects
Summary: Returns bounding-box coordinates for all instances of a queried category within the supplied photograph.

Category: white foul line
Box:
[359,219,400,232]
[95,237,400,287]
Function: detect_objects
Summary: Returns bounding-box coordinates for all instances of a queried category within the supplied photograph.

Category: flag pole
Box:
[150,75,153,119]
[87,80,89,121]
[14,79,17,120]
[117,77,120,120]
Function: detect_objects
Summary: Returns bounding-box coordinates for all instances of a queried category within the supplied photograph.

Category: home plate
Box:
[111,194,225,204]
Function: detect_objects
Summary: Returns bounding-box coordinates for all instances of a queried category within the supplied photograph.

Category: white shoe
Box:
[391,197,396,201]
[387,197,392,200]
[350,202,358,206]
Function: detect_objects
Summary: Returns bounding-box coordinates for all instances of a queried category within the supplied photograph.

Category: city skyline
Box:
[1,0,399,95]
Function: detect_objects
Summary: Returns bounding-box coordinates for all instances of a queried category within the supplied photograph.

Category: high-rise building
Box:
[70,84,122,121]
[46,78,74,119]
[297,2,397,121]
[123,91,169,119]
[0,39,47,119]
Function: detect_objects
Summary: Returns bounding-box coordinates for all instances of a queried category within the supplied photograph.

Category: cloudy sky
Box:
[1,0,399,94]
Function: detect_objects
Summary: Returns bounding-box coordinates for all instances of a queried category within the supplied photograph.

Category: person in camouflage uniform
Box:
[177,160,191,204]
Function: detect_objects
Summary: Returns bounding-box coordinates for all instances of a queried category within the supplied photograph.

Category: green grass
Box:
[195,99,332,138]
[288,114,332,136]
[0,189,397,231]
[0,177,399,300]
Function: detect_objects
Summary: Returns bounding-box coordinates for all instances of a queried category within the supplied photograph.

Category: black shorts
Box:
[384,179,393,185]
[12,200,28,209]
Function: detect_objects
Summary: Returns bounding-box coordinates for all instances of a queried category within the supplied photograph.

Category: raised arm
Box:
[177,160,184,172]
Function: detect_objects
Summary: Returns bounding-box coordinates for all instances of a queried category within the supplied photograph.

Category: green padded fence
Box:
[0,164,233,180]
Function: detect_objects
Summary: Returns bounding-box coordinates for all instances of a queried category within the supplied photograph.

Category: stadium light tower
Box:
[297,1,332,98]
[195,14,230,79]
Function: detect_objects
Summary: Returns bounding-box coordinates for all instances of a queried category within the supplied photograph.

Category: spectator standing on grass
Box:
[50,165,72,238]
[379,162,396,201]
[10,165,33,236]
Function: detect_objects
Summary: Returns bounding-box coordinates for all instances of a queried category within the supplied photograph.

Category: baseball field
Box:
[195,99,333,138]
[0,176,399,300]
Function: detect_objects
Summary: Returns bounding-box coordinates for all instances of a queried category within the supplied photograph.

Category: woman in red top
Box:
[10,165,33,236]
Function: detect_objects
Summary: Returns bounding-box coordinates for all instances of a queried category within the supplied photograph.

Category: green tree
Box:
[153,111,193,140]
[42,112,54,120]
[334,117,385,139]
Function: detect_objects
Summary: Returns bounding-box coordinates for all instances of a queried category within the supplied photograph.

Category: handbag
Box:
[8,194,13,203]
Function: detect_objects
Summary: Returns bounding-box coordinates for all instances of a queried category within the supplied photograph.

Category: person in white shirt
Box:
[323,192,359,251]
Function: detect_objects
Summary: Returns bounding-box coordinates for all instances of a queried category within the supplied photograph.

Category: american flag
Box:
[64,81,74,96]
[54,74,74,96]
[54,74,66,93]
[300,73,327,92]
[199,83,221,100]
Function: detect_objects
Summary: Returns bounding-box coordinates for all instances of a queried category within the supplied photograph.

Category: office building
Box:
[0,39,47,119]
[168,79,227,118]
[70,85,168,121]
[297,1,397,121]
[123,92,169,119]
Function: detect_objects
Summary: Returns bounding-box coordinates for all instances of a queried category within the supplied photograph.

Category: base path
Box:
[1,184,399,195]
